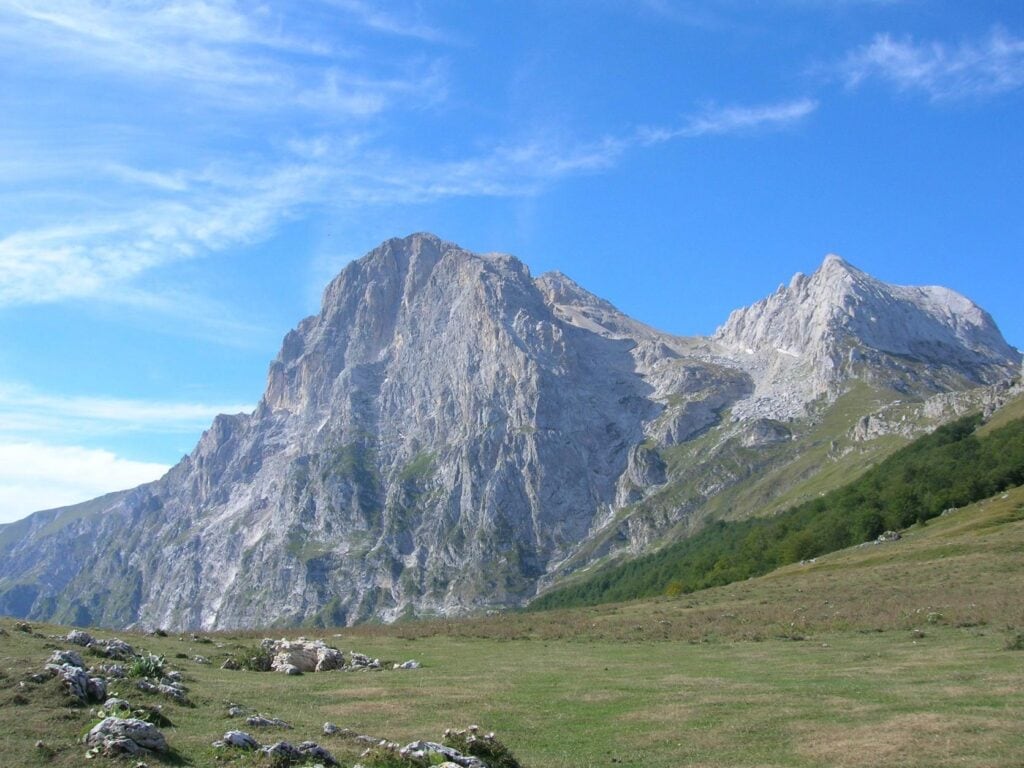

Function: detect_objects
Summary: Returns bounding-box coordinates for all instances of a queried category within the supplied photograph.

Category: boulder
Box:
[261,741,304,762]
[66,630,96,646]
[270,638,343,673]
[85,717,168,756]
[104,697,131,713]
[401,740,487,768]
[214,730,261,750]
[104,639,135,660]
[246,715,292,729]
[53,664,91,702]
[298,741,338,765]
[48,649,85,668]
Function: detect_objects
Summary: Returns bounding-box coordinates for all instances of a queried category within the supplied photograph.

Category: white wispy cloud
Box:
[0,97,817,311]
[0,0,446,115]
[841,28,1024,100]
[0,442,169,523]
[638,98,819,143]
[0,162,325,305]
[320,0,450,43]
[0,382,252,438]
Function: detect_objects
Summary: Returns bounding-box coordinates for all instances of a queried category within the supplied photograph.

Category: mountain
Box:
[0,234,1019,629]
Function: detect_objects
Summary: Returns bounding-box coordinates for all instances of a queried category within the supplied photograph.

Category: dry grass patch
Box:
[797,712,1007,768]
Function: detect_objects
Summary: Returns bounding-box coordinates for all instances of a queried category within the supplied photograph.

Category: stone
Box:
[269,638,343,673]
[103,639,135,660]
[246,715,292,729]
[261,741,304,761]
[67,629,96,646]
[104,697,131,713]
[214,730,261,750]
[86,676,107,702]
[323,722,339,735]
[85,717,168,756]
[51,664,92,702]
[192,655,211,665]
[228,705,247,717]
[401,740,486,768]
[395,659,420,670]
[221,658,241,670]
[48,649,85,668]
[98,663,127,679]
[877,530,902,542]
[298,741,338,765]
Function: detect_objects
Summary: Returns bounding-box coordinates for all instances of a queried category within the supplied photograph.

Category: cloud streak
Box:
[0,97,817,310]
[0,0,446,115]
[0,442,170,523]
[841,28,1024,100]
[0,382,252,439]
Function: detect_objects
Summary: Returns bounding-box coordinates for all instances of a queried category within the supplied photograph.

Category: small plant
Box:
[443,726,522,768]
[235,645,273,672]
[1004,631,1024,651]
[129,653,166,679]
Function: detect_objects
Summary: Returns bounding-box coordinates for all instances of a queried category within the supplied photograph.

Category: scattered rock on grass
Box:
[269,638,344,673]
[85,717,168,757]
[213,730,261,750]
[104,698,131,713]
[67,630,96,646]
[221,658,241,670]
[247,714,292,729]
[48,649,85,668]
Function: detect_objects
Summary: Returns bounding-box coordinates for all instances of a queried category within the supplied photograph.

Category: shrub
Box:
[235,645,273,672]
[129,653,165,678]
[443,726,522,768]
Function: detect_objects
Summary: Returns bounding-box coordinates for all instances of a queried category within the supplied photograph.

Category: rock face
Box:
[0,235,1019,629]
[714,255,1019,420]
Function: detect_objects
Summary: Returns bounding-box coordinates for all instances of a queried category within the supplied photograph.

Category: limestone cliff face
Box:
[0,237,1019,629]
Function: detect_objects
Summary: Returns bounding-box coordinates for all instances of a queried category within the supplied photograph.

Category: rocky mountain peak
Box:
[714,253,1021,419]
[1,235,1019,630]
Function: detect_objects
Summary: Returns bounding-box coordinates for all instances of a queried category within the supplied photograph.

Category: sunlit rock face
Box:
[0,235,1018,629]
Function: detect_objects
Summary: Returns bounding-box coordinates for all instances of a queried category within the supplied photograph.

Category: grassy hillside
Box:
[3,486,1024,767]
[531,412,1024,611]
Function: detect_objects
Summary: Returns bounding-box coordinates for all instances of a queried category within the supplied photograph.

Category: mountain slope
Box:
[0,234,1019,629]
[531,410,1024,610]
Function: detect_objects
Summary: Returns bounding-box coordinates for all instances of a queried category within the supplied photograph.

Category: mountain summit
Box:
[713,253,1018,419]
[1,235,1019,629]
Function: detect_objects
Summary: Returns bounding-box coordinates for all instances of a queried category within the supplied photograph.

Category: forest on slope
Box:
[531,412,1024,610]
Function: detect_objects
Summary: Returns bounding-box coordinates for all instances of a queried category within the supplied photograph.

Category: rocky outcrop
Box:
[85,717,168,757]
[269,638,343,673]
[0,236,1018,629]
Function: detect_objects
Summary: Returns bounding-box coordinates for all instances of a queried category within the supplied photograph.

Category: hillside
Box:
[531,410,1024,611]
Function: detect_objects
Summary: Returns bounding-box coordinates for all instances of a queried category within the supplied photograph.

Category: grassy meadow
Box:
[2,486,1023,767]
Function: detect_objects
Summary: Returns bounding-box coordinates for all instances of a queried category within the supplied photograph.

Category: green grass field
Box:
[3,486,1023,767]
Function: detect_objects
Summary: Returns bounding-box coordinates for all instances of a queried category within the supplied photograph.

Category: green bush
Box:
[128,653,165,678]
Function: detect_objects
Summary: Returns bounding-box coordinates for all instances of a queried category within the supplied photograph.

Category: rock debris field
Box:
[16,623,519,767]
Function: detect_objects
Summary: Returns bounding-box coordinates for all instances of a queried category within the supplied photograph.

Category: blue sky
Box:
[0,0,1022,523]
